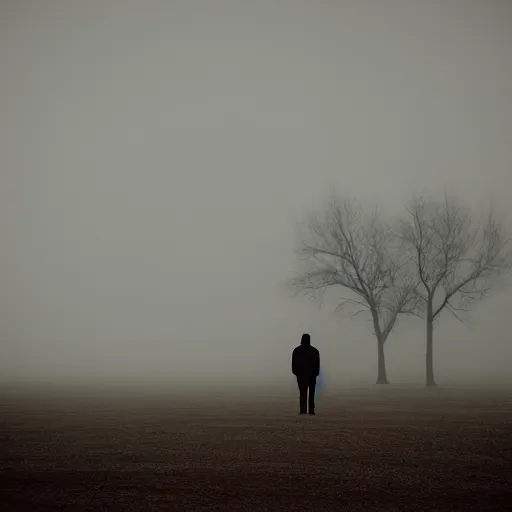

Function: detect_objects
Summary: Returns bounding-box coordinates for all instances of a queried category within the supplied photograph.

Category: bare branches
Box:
[287,194,420,343]
[399,193,512,322]
[333,297,371,317]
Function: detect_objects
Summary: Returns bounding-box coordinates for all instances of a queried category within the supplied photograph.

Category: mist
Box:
[2,0,511,388]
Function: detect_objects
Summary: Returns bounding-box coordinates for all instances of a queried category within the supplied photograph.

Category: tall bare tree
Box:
[399,193,512,386]
[287,195,419,384]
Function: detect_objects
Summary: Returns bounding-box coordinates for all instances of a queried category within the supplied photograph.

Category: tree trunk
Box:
[426,302,436,387]
[371,310,389,384]
[376,337,389,384]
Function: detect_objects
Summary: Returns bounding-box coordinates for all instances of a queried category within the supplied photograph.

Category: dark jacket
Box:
[292,334,320,379]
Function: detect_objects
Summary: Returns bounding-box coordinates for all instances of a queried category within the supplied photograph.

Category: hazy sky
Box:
[1,0,511,387]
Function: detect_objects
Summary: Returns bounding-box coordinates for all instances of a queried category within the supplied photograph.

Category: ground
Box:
[1,385,511,511]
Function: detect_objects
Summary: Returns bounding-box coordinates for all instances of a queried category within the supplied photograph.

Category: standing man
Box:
[292,333,320,415]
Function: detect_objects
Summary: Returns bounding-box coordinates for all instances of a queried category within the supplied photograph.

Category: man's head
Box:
[301,333,311,345]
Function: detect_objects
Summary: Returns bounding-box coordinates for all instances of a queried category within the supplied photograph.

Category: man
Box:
[292,333,320,415]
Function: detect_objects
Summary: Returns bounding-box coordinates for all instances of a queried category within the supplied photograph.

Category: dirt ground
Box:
[0,385,511,511]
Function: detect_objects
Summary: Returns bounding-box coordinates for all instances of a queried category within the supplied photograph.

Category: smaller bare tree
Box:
[399,193,512,386]
[287,195,420,384]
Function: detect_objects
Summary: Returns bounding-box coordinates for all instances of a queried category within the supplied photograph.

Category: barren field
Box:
[1,386,511,511]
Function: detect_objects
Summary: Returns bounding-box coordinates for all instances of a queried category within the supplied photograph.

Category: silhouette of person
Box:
[292,333,320,415]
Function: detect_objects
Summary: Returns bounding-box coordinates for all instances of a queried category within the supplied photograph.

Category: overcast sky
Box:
[1,0,511,388]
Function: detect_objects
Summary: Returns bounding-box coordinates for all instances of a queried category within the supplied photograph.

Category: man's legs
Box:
[308,377,317,415]
[297,378,308,414]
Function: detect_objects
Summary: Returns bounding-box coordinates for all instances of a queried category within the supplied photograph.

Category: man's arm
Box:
[292,348,297,376]
[314,350,320,377]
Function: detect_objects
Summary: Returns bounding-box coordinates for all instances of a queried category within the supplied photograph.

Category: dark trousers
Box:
[297,376,316,414]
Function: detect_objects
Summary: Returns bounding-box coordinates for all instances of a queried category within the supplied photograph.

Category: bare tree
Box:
[399,193,512,386]
[287,195,420,384]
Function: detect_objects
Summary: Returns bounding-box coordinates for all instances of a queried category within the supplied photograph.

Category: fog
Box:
[1,0,511,388]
